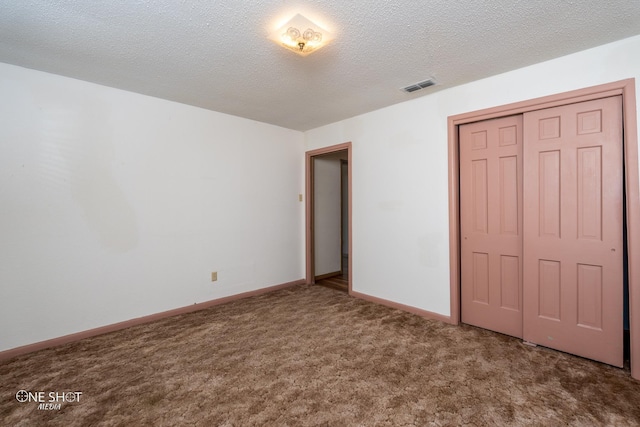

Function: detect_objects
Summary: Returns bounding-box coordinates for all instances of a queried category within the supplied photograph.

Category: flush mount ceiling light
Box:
[269,14,333,56]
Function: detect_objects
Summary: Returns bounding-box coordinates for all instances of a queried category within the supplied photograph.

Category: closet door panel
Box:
[460,115,523,338]
[522,96,623,367]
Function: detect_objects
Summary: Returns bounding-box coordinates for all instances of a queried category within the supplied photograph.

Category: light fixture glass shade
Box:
[269,14,333,56]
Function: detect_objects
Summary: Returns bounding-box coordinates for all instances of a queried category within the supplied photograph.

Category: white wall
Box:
[305,35,640,316]
[313,152,345,276]
[0,63,305,352]
[3,35,639,353]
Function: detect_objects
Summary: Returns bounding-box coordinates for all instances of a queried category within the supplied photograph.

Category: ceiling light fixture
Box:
[269,14,333,56]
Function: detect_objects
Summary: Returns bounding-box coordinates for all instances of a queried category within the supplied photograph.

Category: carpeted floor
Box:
[1,284,639,426]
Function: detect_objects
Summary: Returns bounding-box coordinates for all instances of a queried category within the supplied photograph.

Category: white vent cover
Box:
[401,78,436,93]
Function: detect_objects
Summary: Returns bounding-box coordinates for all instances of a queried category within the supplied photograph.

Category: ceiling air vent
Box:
[401,78,436,93]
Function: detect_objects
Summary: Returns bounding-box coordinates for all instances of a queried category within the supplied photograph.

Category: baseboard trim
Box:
[0,279,305,362]
[350,290,452,324]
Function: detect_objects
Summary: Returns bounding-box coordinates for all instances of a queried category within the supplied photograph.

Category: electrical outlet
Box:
[299,194,303,202]
[211,272,217,282]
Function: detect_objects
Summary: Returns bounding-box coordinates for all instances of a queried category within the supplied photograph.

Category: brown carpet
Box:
[1,284,639,426]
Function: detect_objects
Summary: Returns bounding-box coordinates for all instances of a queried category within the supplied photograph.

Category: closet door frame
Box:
[447,79,640,380]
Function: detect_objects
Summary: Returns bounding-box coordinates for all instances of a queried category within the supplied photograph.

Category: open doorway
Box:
[305,142,352,293]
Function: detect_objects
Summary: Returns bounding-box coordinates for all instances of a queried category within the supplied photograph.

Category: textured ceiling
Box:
[1,1,639,131]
